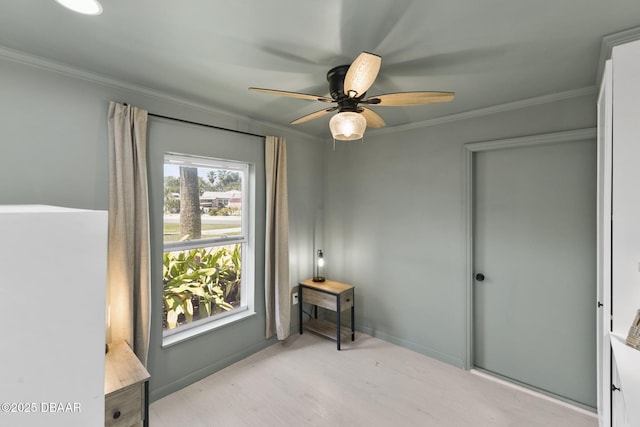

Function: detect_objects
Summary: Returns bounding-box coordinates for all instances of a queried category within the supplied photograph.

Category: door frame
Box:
[462,127,596,370]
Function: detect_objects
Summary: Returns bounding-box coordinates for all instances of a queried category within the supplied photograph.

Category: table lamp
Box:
[312,249,325,282]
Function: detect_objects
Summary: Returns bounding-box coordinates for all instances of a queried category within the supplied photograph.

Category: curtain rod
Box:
[148,112,266,139]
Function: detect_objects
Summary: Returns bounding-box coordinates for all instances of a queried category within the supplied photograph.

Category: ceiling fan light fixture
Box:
[54,0,103,15]
[344,52,382,98]
[329,112,367,141]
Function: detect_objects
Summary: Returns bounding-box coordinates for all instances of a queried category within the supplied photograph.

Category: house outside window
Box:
[162,153,252,340]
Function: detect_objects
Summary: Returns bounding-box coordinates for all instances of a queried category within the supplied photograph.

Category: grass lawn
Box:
[163,223,240,242]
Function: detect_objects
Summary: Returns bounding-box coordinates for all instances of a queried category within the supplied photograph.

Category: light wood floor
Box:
[150,332,597,427]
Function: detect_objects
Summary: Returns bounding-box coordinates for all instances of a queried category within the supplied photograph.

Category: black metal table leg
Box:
[144,380,149,427]
[337,297,341,350]
[299,286,303,334]
[351,302,355,341]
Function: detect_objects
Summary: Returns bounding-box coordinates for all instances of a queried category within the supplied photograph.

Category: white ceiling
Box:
[1,0,640,138]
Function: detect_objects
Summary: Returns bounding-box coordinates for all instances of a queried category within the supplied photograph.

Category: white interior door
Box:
[473,139,597,408]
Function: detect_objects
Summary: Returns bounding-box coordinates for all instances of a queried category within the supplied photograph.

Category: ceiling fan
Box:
[249,52,455,140]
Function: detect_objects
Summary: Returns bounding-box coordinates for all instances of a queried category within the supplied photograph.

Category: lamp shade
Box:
[329,112,367,141]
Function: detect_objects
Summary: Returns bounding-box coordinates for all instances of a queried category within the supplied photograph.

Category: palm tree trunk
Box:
[179,166,201,240]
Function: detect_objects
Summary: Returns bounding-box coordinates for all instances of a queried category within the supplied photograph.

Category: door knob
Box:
[475,273,485,281]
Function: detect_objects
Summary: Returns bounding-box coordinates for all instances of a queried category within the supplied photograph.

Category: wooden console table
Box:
[105,341,150,427]
[299,279,355,350]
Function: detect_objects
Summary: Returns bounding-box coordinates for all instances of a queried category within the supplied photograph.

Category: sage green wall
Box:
[0,54,324,401]
[323,94,597,367]
[0,48,599,401]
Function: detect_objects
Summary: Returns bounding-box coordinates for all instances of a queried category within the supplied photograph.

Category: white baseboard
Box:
[470,369,597,418]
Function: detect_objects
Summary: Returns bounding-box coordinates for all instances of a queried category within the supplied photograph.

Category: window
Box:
[162,153,252,338]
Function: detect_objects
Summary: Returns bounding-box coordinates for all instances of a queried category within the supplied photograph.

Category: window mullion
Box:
[164,236,246,252]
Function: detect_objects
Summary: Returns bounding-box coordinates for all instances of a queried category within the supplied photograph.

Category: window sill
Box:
[161,308,256,348]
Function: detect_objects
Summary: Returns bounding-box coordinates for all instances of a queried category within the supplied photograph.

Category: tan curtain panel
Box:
[265,136,291,339]
[107,102,151,366]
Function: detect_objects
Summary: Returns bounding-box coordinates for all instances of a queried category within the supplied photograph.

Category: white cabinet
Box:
[597,39,640,427]
[610,357,627,427]
[610,334,640,427]
[0,205,107,427]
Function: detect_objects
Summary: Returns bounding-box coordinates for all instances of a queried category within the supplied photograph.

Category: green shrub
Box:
[162,244,241,329]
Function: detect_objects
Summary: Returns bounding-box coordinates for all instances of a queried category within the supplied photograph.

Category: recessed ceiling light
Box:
[54,0,103,15]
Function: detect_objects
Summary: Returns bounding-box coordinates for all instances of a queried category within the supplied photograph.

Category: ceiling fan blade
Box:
[290,107,338,125]
[364,91,455,106]
[360,107,385,128]
[344,52,382,99]
[249,87,333,103]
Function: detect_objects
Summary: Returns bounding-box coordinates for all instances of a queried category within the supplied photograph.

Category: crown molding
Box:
[0,45,600,143]
[364,86,597,139]
[596,26,640,86]
[366,26,640,139]
[0,45,319,142]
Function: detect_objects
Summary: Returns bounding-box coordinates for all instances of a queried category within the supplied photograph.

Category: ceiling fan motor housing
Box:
[327,65,363,112]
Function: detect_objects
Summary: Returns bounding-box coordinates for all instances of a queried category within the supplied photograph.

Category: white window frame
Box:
[162,153,255,347]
